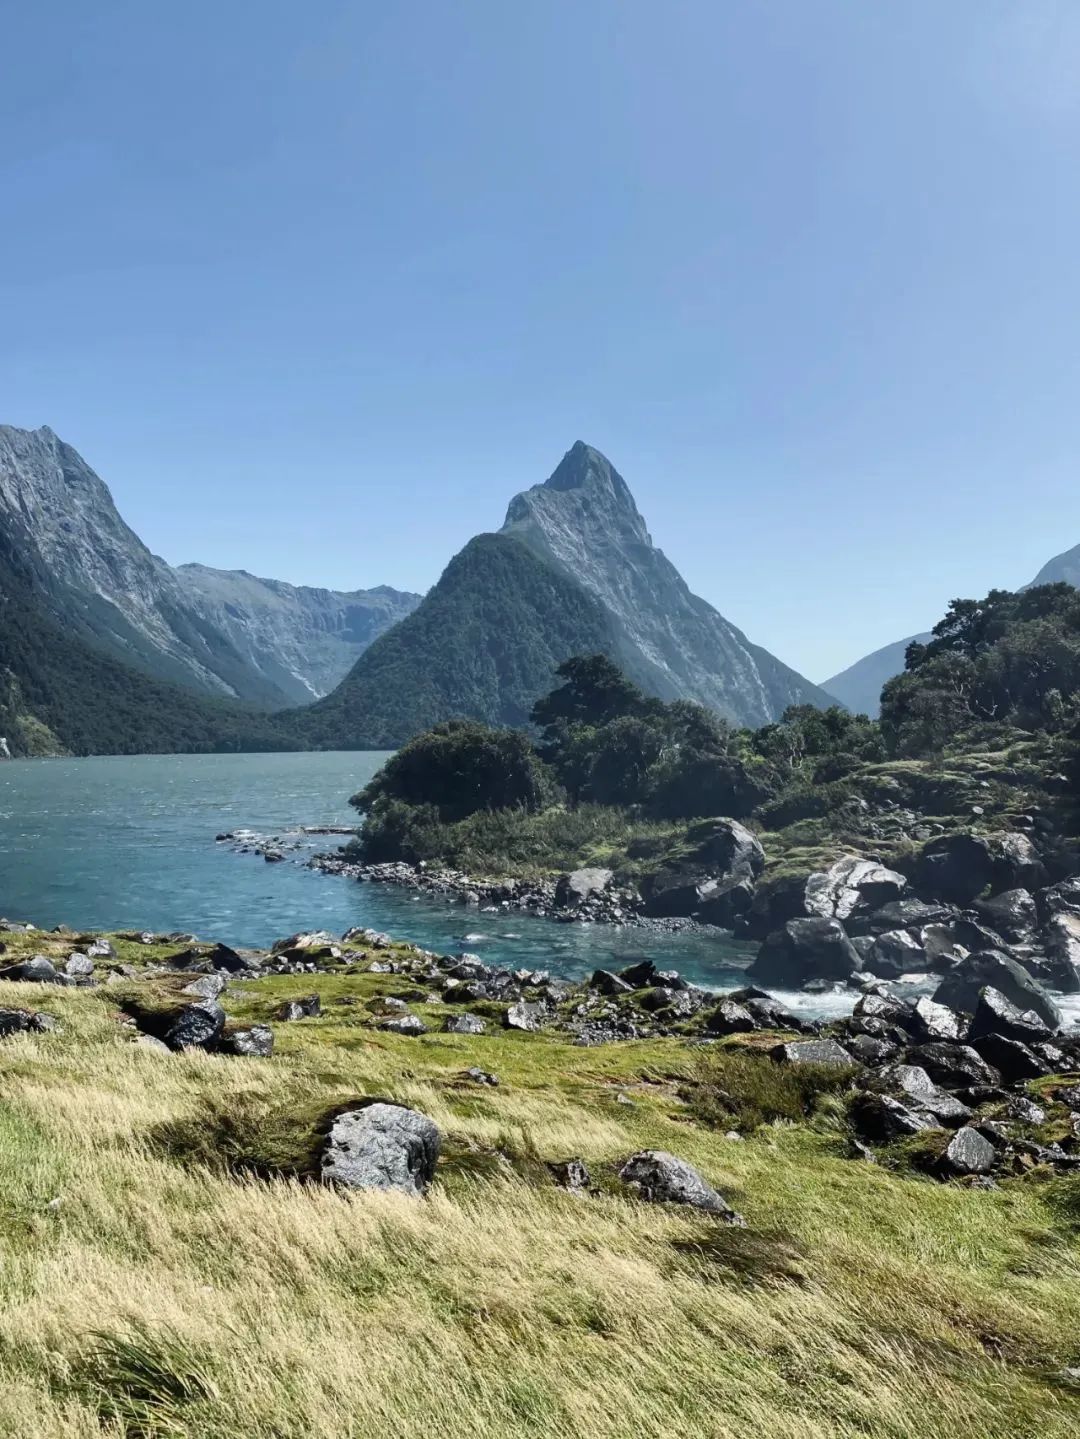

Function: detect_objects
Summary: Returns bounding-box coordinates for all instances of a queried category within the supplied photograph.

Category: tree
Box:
[353,720,548,823]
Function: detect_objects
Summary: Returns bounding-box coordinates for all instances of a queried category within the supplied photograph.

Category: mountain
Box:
[824,541,1080,718]
[290,532,617,748]
[173,566,420,704]
[823,634,931,717]
[1028,543,1080,589]
[296,443,835,748]
[500,442,836,726]
[0,524,294,756]
[0,425,416,707]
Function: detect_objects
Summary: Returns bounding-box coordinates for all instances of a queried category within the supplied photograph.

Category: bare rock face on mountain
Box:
[501,442,836,728]
[0,425,416,707]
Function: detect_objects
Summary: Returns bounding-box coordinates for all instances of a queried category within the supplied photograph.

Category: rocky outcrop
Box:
[748,917,861,987]
[640,819,765,925]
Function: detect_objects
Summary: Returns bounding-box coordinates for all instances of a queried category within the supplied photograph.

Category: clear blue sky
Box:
[2,1,1079,681]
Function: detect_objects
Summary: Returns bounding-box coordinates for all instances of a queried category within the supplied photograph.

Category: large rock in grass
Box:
[222,1024,274,1058]
[942,1126,997,1177]
[747,918,860,988]
[932,951,1062,1031]
[618,1150,744,1223]
[321,1102,441,1197]
[164,1000,226,1052]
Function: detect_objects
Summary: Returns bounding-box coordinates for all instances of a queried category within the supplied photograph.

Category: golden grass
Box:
[0,971,1075,1437]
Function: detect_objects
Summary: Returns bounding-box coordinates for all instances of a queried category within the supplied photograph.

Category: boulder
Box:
[874,1064,972,1124]
[378,1015,427,1036]
[462,1067,499,1086]
[505,1000,546,1032]
[181,974,227,1002]
[590,969,633,996]
[863,930,928,981]
[993,833,1045,893]
[443,1013,486,1035]
[208,943,250,973]
[968,1032,1050,1081]
[968,987,1051,1046]
[321,1102,441,1196]
[275,994,322,1021]
[641,819,764,921]
[943,1126,996,1177]
[223,1025,274,1058]
[854,992,913,1026]
[0,1008,52,1038]
[865,899,956,933]
[3,956,60,984]
[549,1158,591,1192]
[904,1042,998,1090]
[1041,914,1080,993]
[916,834,995,905]
[64,953,94,979]
[933,951,1062,1031]
[847,1034,900,1067]
[164,1000,226,1052]
[1037,876,1080,922]
[805,857,907,922]
[974,889,1037,943]
[910,997,966,1043]
[850,1093,940,1142]
[748,918,861,988]
[705,999,757,1036]
[617,1150,744,1223]
[555,868,613,908]
[618,959,661,989]
[772,1037,853,1067]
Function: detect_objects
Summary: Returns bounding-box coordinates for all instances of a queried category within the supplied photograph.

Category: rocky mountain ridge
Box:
[502,442,836,727]
[0,425,417,707]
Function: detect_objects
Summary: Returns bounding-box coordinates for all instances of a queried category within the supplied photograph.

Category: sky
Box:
[3,1,1080,681]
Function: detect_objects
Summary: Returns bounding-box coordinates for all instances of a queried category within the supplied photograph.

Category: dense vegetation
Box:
[0,929,1077,1437]
[285,534,620,749]
[0,534,296,756]
[350,586,1080,876]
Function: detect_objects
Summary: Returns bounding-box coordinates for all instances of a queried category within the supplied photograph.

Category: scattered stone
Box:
[462,1067,499,1086]
[505,1000,546,1032]
[321,1102,441,1196]
[772,1037,853,1067]
[164,1001,226,1052]
[706,999,757,1035]
[378,1014,427,1036]
[549,1158,591,1192]
[223,1025,274,1058]
[943,1126,997,1177]
[618,1150,745,1223]
[275,994,321,1021]
[443,1013,486,1035]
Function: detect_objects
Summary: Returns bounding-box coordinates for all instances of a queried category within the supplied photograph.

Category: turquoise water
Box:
[0,751,769,994]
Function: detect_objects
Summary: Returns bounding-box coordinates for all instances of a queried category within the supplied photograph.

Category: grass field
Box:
[0,934,1076,1437]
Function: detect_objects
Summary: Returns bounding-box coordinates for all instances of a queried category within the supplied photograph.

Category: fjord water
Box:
[0,751,767,994]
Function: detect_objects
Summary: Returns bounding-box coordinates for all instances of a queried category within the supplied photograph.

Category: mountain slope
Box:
[0,527,294,756]
[173,565,420,704]
[1028,542,1080,589]
[501,442,836,726]
[823,633,931,717]
[290,533,617,748]
[0,425,414,707]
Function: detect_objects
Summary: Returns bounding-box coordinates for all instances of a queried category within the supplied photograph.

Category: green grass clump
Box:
[685,1048,857,1132]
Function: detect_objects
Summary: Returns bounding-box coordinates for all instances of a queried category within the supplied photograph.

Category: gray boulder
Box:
[378,1015,427,1036]
[64,953,95,979]
[805,857,907,922]
[1041,914,1080,993]
[969,1032,1051,1081]
[641,819,764,923]
[772,1037,854,1067]
[933,950,1062,1031]
[863,930,929,981]
[555,868,613,908]
[224,1024,274,1058]
[705,999,757,1036]
[974,889,1037,943]
[910,997,966,1043]
[181,973,228,1002]
[164,1000,226,1052]
[321,1102,441,1196]
[505,1000,546,1032]
[904,1043,998,1090]
[874,1064,972,1124]
[916,834,995,905]
[968,987,1051,1045]
[850,1092,939,1142]
[444,1013,486,1035]
[748,917,861,988]
[618,1150,744,1223]
[943,1126,996,1177]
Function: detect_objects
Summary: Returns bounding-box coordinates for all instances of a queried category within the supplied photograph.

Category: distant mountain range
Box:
[0,425,419,708]
[823,540,1080,716]
[291,442,835,747]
